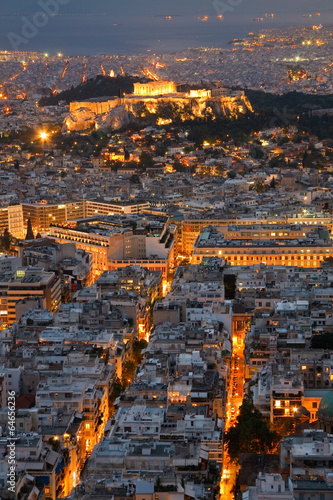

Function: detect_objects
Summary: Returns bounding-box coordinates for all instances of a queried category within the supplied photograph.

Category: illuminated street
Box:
[220,328,247,499]
[1,10,333,498]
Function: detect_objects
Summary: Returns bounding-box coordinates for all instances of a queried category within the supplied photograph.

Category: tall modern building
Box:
[6,267,61,325]
[7,202,83,239]
[6,200,150,239]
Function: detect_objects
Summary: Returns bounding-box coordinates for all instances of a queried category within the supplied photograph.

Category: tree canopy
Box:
[224,396,279,463]
[25,219,34,240]
[224,274,236,299]
[0,228,12,250]
[39,75,150,106]
[311,332,333,349]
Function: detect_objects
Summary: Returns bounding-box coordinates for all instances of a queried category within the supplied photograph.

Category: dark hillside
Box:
[40,75,150,105]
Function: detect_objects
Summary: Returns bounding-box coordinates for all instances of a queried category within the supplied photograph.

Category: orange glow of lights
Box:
[162,279,170,297]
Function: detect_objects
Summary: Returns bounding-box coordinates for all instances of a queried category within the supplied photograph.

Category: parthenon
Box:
[133,81,177,96]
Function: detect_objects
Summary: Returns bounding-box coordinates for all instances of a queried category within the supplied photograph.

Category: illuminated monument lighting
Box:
[133,81,177,96]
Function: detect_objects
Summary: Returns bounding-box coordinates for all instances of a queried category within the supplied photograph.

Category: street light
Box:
[40,131,49,154]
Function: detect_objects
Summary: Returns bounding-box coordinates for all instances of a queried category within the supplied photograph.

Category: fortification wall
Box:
[70,99,118,114]
[65,93,253,132]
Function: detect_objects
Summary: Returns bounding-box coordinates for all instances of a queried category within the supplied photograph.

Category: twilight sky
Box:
[0,0,332,55]
[1,0,332,16]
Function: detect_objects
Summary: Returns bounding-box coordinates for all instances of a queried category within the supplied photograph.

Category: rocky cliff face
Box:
[64,107,97,132]
[63,94,253,132]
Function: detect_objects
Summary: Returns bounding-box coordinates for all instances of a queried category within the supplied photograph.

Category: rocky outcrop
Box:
[97,105,134,130]
[63,93,253,132]
[63,107,97,132]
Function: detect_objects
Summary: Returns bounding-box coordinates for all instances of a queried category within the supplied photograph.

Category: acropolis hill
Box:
[64,80,253,132]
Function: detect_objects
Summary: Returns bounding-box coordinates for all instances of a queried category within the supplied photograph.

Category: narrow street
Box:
[219,328,247,499]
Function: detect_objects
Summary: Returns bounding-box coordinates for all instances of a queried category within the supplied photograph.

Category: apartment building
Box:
[181,213,333,256]
[270,371,303,424]
[50,223,174,278]
[36,375,107,454]
[6,267,61,325]
[192,226,333,268]
[6,200,149,238]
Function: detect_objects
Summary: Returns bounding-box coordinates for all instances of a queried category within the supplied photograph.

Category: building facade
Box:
[6,267,61,325]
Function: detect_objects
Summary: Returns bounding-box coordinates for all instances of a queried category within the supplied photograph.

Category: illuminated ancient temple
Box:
[133,81,177,96]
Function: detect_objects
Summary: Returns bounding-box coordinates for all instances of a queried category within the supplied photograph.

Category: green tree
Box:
[1,228,12,250]
[255,182,266,193]
[224,396,279,463]
[224,274,236,299]
[145,134,154,146]
[139,151,154,169]
[129,174,141,184]
[270,177,276,189]
[250,146,264,160]
[157,101,178,120]
[173,160,186,172]
[227,170,237,179]
[179,103,193,121]
[109,376,123,405]
[134,101,149,119]
[277,136,289,146]
[311,332,333,349]
[25,219,34,240]
[122,360,137,386]
[269,154,286,169]
[133,339,148,364]
[109,160,123,172]
[155,142,168,157]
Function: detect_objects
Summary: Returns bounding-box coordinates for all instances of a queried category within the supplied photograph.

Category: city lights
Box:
[40,132,48,141]
[0,12,333,500]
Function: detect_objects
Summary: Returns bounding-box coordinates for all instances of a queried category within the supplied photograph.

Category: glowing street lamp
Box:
[40,131,49,153]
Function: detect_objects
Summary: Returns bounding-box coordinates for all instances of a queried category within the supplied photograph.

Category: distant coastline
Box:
[0,12,332,56]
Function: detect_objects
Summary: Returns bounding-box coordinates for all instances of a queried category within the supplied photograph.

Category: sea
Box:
[0,8,332,56]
